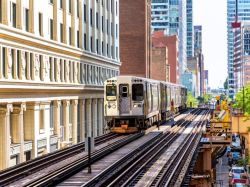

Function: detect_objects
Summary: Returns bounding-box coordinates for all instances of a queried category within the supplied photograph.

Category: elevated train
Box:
[104,76,187,133]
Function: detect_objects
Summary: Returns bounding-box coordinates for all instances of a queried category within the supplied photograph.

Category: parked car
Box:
[229,166,246,178]
[229,173,249,187]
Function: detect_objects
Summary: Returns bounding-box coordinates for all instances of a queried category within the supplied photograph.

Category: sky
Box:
[193,0,227,89]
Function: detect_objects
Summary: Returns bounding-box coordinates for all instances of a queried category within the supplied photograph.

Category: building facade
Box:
[152,31,179,83]
[0,0,120,170]
[227,0,250,98]
[194,25,202,54]
[151,0,187,78]
[186,0,193,58]
[233,23,250,93]
[119,0,151,78]
[151,47,170,82]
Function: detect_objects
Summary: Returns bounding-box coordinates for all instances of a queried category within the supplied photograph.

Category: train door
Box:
[119,84,130,115]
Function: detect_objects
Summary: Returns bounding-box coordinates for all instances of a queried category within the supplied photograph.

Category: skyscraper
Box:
[186,0,194,58]
[194,25,202,54]
[151,0,187,76]
[227,0,250,98]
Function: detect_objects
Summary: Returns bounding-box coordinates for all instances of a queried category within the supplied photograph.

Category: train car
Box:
[104,76,187,133]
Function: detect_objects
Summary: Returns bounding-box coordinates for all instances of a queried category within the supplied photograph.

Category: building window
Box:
[116,1,117,16]
[25,8,29,32]
[77,30,80,48]
[96,12,98,29]
[39,55,42,79]
[1,47,5,78]
[102,41,104,54]
[106,19,108,34]
[111,22,113,36]
[25,52,28,79]
[84,33,87,50]
[102,16,104,32]
[107,44,109,56]
[77,0,79,17]
[84,4,86,22]
[116,46,118,59]
[50,102,54,128]
[17,50,20,79]
[11,49,14,78]
[49,0,53,4]
[30,53,33,78]
[90,36,93,52]
[39,13,43,36]
[40,109,45,131]
[116,24,118,38]
[106,0,108,10]
[69,0,72,13]
[50,19,53,40]
[12,2,16,28]
[90,8,93,26]
[96,39,99,54]
[60,23,63,42]
[60,0,63,9]
[69,27,72,45]
[50,57,53,81]
[111,0,113,13]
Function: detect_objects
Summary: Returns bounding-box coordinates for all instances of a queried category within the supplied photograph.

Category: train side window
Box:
[132,84,143,101]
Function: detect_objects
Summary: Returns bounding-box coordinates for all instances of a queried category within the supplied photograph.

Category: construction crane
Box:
[231,0,241,29]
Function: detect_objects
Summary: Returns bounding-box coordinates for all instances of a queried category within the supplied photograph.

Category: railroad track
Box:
[23,132,144,187]
[0,132,119,186]
[153,110,210,186]
[82,109,205,187]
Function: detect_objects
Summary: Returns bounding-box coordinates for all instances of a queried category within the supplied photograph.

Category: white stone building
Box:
[0,0,120,170]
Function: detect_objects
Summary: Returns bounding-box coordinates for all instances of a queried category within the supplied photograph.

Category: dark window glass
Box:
[96,12,98,28]
[50,19,53,39]
[69,0,72,13]
[132,84,144,101]
[90,8,92,26]
[60,23,63,42]
[39,13,42,36]
[60,0,63,8]
[84,4,86,22]
[77,0,79,17]
[25,8,29,31]
[69,27,72,45]
[12,3,16,28]
[106,85,117,98]
[84,33,87,50]
[77,30,80,48]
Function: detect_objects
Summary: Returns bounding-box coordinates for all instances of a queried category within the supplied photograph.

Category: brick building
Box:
[152,31,179,84]
[151,47,170,82]
[119,0,152,78]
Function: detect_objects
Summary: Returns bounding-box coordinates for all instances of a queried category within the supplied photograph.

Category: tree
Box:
[187,92,198,107]
[224,77,228,90]
[197,96,204,104]
[233,84,250,116]
[204,94,213,104]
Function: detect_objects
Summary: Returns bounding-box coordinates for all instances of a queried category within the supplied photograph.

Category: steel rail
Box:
[0,132,118,186]
[83,109,202,187]
[154,110,210,186]
[24,132,144,187]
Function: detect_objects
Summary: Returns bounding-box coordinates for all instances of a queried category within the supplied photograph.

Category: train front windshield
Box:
[132,84,144,101]
[106,85,117,100]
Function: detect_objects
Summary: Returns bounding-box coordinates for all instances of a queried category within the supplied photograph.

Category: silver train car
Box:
[104,76,187,133]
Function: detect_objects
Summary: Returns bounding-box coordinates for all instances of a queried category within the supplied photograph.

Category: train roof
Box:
[105,76,186,88]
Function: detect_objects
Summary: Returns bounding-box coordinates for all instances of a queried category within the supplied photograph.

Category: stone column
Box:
[5,48,12,79]
[54,100,61,149]
[26,52,31,80]
[11,103,26,163]
[16,0,23,29]
[29,0,34,33]
[79,99,86,141]
[62,100,70,142]
[24,102,40,158]
[86,99,92,137]
[79,0,83,48]
[98,99,104,135]
[71,0,75,46]
[72,100,78,144]
[2,0,10,25]
[92,99,97,137]
[0,104,13,170]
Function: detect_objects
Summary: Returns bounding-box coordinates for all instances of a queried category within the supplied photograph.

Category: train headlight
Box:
[112,104,116,109]
[133,104,142,108]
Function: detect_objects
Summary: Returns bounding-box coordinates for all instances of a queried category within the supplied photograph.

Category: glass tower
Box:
[151,0,187,77]
[186,0,194,57]
[227,0,250,98]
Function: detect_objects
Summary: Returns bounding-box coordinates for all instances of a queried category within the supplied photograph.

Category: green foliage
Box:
[233,84,250,116]
[187,92,198,107]
[197,96,204,104]
[238,156,250,166]
[204,94,213,104]
[224,77,228,90]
